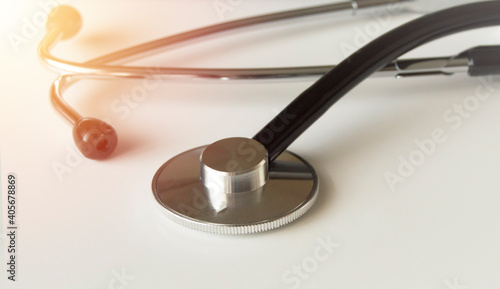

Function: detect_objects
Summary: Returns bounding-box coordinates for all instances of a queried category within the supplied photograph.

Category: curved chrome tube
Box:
[40,0,475,126]
[40,0,491,160]
[41,1,420,76]
[49,55,470,125]
[42,0,408,125]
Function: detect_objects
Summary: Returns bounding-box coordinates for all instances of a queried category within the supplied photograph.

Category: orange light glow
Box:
[0,2,29,34]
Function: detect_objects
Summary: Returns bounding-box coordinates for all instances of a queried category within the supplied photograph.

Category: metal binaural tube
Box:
[41,0,408,127]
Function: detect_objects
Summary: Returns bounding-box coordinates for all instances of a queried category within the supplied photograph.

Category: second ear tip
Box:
[72,118,118,160]
[47,5,82,40]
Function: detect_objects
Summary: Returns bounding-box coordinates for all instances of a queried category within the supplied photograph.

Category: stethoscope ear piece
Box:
[72,118,118,160]
[46,5,82,40]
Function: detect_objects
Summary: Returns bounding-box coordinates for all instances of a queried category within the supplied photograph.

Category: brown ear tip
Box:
[72,118,117,160]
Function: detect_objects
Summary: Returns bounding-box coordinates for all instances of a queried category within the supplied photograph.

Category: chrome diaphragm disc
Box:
[152,142,318,234]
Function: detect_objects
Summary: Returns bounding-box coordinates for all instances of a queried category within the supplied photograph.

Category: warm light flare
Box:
[0,1,69,55]
[0,2,30,34]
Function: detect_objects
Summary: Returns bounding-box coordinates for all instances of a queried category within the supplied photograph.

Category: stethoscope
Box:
[39,1,500,234]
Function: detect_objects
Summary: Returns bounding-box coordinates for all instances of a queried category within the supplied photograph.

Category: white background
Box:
[1,1,500,288]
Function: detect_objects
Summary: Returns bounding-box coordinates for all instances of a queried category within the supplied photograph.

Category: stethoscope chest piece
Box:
[152,137,318,234]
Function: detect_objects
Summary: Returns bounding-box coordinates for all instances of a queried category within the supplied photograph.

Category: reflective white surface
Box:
[1,1,500,288]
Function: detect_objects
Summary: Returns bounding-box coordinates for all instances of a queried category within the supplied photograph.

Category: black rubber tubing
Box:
[462,45,500,76]
[253,1,500,162]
